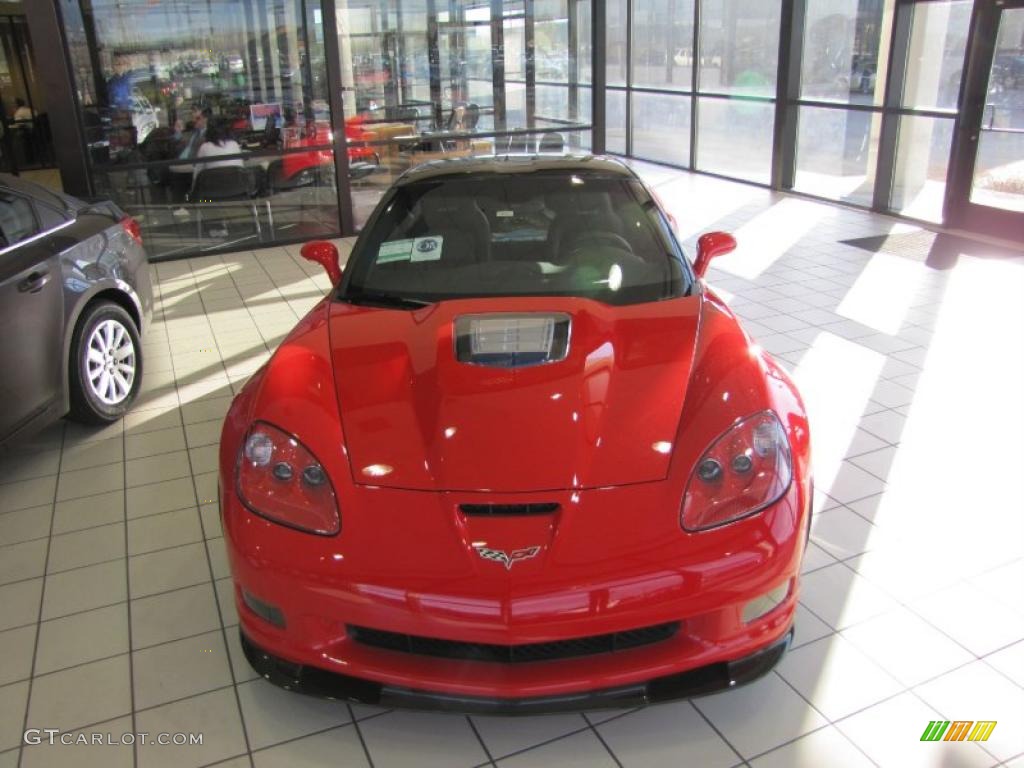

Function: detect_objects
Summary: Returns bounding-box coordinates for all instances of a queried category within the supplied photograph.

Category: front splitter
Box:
[240,627,793,715]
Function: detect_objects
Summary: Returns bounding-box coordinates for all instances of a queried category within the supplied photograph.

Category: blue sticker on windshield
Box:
[411,236,443,262]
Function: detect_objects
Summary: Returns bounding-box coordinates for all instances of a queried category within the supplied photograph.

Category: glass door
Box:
[947,1,1024,235]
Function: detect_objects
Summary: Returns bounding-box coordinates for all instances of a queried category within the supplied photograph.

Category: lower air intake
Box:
[348,622,680,663]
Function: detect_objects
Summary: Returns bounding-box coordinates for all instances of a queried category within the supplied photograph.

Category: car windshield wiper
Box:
[343,290,434,309]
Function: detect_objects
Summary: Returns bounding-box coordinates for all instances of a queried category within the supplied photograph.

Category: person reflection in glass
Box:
[107,54,133,110]
[179,105,212,160]
[192,118,243,181]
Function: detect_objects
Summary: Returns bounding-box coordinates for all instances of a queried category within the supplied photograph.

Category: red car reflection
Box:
[279,115,379,185]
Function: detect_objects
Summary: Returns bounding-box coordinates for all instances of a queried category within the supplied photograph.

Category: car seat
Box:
[546,190,625,263]
[419,195,491,266]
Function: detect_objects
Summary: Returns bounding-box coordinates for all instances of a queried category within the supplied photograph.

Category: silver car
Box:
[0,175,153,444]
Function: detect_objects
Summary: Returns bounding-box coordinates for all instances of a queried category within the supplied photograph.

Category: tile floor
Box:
[1,161,1023,768]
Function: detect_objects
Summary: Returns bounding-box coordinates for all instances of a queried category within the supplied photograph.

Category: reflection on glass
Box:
[59,0,594,246]
[969,8,1024,213]
[0,16,51,172]
[800,0,893,105]
[632,93,691,167]
[63,0,339,258]
[891,115,954,223]
[902,0,972,111]
[631,0,695,91]
[699,0,781,97]
[795,105,880,206]
[340,0,592,228]
[696,97,774,184]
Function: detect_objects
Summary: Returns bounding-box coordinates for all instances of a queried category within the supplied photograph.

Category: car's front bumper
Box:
[222,474,809,709]
[240,626,793,714]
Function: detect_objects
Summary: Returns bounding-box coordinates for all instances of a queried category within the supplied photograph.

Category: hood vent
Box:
[459,503,560,516]
[454,313,571,368]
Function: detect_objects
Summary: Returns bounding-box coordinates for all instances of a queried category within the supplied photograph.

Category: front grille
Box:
[348,622,679,663]
[459,503,560,516]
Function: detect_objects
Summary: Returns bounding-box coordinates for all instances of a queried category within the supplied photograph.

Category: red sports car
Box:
[220,155,811,713]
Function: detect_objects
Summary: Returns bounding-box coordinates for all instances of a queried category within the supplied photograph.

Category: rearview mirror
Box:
[693,231,737,279]
[300,240,343,285]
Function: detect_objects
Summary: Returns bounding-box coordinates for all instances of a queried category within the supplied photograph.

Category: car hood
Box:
[328,295,701,492]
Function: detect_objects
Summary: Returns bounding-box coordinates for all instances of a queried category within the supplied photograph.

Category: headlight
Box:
[237,422,340,535]
[681,411,792,532]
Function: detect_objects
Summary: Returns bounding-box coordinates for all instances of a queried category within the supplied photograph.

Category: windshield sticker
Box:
[496,210,515,218]
[411,236,444,262]
[377,239,414,264]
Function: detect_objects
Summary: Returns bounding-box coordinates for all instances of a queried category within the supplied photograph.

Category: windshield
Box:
[341,170,689,306]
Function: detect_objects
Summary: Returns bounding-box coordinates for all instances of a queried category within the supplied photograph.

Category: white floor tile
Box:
[798,563,900,631]
[236,679,351,750]
[135,687,247,768]
[357,711,489,768]
[911,582,1024,657]
[694,672,827,759]
[252,726,368,768]
[778,633,902,721]
[749,725,872,768]
[597,701,738,768]
[841,609,974,687]
[497,729,618,768]
[27,655,131,732]
[472,713,587,760]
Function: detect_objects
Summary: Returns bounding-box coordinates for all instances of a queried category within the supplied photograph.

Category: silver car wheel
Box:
[85,318,137,405]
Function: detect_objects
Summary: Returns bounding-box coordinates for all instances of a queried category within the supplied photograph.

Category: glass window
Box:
[535,0,570,84]
[891,115,955,222]
[698,0,781,97]
[607,0,628,87]
[61,0,341,259]
[34,202,70,231]
[696,97,774,184]
[341,0,591,229]
[795,106,880,206]
[800,0,893,105]
[606,89,627,155]
[968,7,1024,214]
[0,194,38,247]
[632,92,691,167]
[631,0,695,91]
[902,0,972,112]
[343,171,687,305]
[59,0,593,248]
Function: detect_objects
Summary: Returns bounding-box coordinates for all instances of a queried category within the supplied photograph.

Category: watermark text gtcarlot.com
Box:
[24,729,203,747]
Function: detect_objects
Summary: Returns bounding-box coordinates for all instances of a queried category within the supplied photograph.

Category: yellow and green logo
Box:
[920,721,997,742]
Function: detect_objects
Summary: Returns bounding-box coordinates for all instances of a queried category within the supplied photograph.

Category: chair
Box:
[261,120,281,149]
[188,166,262,242]
[538,132,565,153]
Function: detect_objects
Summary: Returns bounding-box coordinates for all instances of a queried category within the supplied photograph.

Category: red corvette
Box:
[220,156,811,713]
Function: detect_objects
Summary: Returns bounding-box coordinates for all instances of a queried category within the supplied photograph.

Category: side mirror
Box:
[693,231,737,279]
[301,240,342,285]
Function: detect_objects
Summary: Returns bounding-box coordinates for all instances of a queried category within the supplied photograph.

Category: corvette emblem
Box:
[474,545,541,570]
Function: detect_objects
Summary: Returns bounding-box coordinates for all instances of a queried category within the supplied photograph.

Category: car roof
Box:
[395,154,638,187]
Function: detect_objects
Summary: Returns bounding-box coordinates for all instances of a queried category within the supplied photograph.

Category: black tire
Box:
[68,301,143,424]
